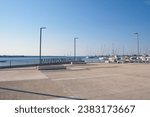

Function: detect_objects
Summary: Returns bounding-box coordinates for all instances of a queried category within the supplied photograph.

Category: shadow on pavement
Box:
[0,87,86,100]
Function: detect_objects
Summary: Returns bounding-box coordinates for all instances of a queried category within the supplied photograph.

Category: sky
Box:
[0,0,150,56]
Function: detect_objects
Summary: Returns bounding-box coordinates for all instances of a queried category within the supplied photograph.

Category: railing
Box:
[41,58,83,65]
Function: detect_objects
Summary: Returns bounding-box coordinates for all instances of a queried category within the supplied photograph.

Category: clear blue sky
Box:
[0,0,150,56]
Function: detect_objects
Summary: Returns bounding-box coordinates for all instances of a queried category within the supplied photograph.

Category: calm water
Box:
[0,55,108,68]
[0,56,83,67]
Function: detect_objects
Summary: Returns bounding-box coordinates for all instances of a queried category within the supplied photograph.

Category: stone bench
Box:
[38,65,66,70]
[71,61,86,64]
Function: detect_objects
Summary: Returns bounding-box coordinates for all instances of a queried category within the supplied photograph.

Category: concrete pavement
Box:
[0,63,150,100]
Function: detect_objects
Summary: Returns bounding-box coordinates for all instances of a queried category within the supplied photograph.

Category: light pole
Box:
[74,37,79,61]
[134,32,140,63]
[39,27,46,65]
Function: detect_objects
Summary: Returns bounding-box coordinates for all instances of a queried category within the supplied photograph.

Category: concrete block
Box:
[38,65,66,70]
[71,62,86,64]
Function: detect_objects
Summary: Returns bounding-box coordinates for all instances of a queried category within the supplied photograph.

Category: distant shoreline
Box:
[0,55,25,57]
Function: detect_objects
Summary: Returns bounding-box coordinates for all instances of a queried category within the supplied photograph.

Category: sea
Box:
[0,56,84,68]
[0,55,107,68]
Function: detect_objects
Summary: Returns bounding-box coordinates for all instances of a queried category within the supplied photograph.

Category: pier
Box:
[0,63,150,99]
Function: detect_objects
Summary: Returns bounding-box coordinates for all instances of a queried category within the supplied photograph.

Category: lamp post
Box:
[39,27,46,65]
[134,32,140,63]
[74,37,79,61]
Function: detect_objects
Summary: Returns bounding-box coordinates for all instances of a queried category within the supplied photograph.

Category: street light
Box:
[74,37,79,61]
[134,32,140,63]
[39,27,46,65]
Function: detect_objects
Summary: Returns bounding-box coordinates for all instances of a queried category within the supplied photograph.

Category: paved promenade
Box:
[0,63,150,100]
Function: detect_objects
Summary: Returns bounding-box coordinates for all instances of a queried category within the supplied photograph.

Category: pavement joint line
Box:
[51,75,111,81]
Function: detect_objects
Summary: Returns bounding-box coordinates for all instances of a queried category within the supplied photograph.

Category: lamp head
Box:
[40,27,46,29]
[74,37,79,40]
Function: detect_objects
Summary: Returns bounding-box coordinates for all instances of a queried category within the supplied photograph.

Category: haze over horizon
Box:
[0,0,150,56]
